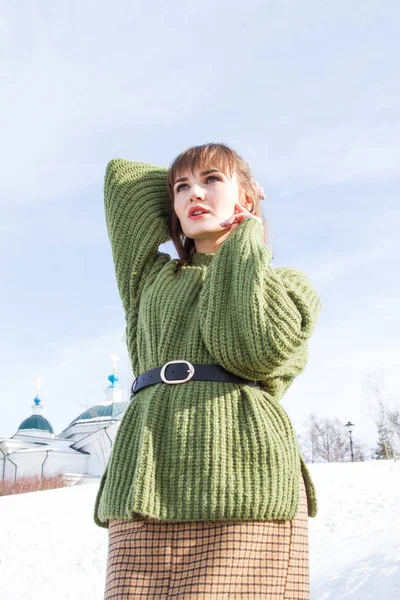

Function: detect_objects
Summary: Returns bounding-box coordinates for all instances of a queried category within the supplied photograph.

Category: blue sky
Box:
[2,1,399,454]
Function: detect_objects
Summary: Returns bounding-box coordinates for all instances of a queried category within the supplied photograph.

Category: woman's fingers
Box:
[220,204,259,228]
[219,206,245,227]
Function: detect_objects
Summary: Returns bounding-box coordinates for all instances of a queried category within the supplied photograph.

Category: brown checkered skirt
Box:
[104,477,309,599]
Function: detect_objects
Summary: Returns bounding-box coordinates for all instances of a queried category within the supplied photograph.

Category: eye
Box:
[175,175,221,193]
[176,183,189,193]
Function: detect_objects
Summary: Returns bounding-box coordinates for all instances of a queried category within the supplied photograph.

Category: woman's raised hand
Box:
[219,203,262,232]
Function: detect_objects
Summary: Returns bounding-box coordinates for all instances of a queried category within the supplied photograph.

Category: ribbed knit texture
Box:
[94,159,322,528]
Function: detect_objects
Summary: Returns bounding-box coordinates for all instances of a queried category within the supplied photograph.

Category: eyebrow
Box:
[173,169,221,187]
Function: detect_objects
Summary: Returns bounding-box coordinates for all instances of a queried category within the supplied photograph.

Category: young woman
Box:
[94,143,322,599]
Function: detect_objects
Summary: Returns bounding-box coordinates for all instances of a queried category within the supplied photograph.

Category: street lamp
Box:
[345,421,355,462]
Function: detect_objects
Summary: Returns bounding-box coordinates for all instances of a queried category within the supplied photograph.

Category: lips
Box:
[188,205,210,218]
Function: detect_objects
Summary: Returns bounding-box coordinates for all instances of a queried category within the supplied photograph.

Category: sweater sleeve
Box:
[104,159,171,313]
[198,217,322,382]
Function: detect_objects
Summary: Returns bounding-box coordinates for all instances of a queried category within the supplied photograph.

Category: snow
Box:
[309,461,400,599]
[0,461,399,599]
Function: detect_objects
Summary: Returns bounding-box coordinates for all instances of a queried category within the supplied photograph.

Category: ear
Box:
[240,191,253,212]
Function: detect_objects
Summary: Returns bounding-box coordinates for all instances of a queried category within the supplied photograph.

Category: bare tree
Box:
[351,440,366,462]
[374,422,395,460]
[318,418,349,462]
[300,414,366,463]
[387,406,400,449]
[364,364,400,460]
[298,414,323,463]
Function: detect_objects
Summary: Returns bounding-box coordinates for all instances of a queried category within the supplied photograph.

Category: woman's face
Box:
[173,167,251,249]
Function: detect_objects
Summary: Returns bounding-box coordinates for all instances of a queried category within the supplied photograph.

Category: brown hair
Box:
[166,143,269,266]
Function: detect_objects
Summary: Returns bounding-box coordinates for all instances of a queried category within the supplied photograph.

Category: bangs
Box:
[167,144,237,193]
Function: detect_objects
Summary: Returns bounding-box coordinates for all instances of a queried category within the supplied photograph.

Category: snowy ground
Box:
[0,461,399,599]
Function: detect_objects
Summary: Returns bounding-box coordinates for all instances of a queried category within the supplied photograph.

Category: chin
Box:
[184,222,211,235]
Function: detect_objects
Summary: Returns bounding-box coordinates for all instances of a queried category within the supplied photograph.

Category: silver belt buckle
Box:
[160,360,195,384]
[131,377,138,395]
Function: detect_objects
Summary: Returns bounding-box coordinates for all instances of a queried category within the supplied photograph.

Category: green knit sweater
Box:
[94,159,322,528]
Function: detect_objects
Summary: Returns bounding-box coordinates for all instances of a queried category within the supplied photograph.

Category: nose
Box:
[190,184,205,201]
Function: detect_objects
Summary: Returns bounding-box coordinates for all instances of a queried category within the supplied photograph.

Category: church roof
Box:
[68,402,126,427]
[18,415,54,434]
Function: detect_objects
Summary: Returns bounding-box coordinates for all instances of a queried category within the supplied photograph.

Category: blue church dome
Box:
[18,414,54,434]
[68,402,126,427]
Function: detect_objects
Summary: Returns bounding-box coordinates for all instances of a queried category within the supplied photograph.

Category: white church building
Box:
[0,357,128,483]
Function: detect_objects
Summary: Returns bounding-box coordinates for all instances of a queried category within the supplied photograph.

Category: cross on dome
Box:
[109,353,120,375]
[35,375,43,395]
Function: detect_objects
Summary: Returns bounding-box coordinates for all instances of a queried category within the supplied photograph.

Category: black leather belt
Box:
[131,361,260,395]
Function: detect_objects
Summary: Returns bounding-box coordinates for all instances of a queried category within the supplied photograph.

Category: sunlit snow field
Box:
[1,461,399,599]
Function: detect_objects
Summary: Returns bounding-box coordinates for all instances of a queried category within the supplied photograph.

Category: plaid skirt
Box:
[104,476,309,599]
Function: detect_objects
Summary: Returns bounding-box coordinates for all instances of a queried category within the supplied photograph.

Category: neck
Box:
[194,231,230,253]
